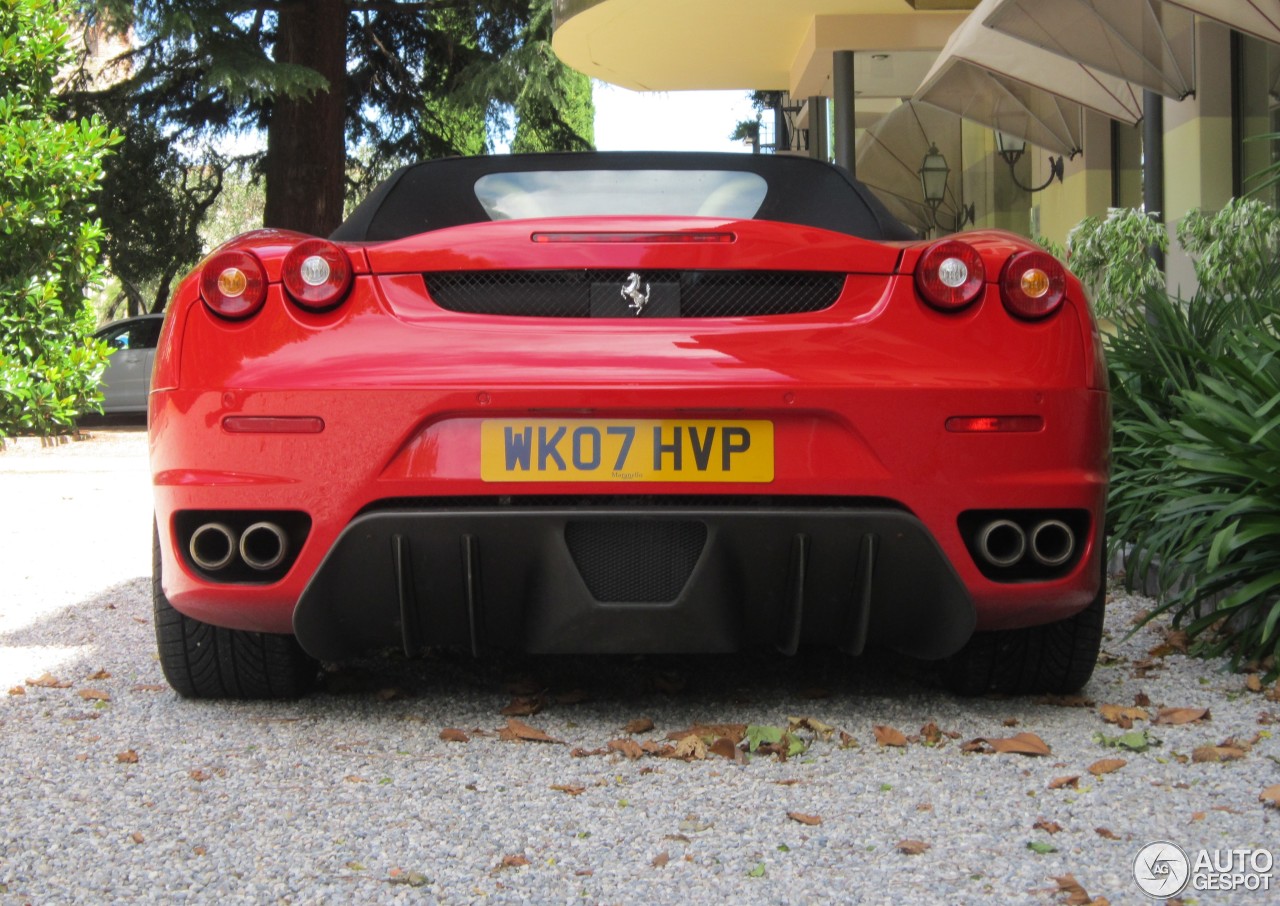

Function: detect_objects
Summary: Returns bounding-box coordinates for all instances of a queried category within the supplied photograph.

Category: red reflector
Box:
[531,231,735,244]
[946,416,1043,433]
[222,416,325,434]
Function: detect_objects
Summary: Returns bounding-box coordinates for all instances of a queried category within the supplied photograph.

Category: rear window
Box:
[474,170,769,221]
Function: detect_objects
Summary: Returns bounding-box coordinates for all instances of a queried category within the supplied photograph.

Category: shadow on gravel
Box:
[1,570,948,717]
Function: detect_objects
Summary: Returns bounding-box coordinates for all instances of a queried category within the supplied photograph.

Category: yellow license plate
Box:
[480,419,774,483]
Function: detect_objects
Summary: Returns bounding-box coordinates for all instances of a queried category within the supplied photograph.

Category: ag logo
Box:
[1133,841,1191,898]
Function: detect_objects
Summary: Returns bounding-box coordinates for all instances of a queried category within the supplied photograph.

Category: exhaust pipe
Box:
[1030,519,1076,567]
[239,521,288,571]
[977,519,1027,568]
[189,523,237,572]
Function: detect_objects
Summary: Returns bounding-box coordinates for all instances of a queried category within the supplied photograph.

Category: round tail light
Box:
[914,240,985,312]
[200,250,267,320]
[1001,250,1066,320]
[282,239,353,311]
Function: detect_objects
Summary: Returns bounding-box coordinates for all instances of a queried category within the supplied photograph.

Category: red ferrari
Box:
[149,152,1109,699]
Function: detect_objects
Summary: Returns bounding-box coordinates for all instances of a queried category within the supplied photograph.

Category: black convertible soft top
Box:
[331,151,916,243]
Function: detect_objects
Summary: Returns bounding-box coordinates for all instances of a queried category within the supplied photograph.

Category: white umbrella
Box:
[914,0,1144,157]
[1165,0,1280,45]
[855,101,968,234]
[983,0,1197,99]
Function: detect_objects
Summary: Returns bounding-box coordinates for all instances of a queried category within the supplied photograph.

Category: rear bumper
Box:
[292,503,976,661]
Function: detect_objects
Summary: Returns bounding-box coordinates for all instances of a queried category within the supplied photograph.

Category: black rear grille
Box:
[423,270,845,318]
[565,520,707,602]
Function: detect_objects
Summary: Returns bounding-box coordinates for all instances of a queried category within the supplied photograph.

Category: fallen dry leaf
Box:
[439,728,469,743]
[8,686,25,696]
[1088,758,1127,776]
[551,784,585,796]
[189,769,212,782]
[129,832,144,845]
[607,738,644,761]
[86,669,111,681]
[1033,819,1063,835]
[27,673,71,689]
[787,812,822,826]
[77,688,110,702]
[1246,674,1263,693]
[1148,629,1190,658]
[499,854,530,869]
[500,695,544,717]
[672,735,707,761]
[129,684,167,693]
[920,722,944,745]
[1048,776,1080,790]
[896,839,930,855]
[1155,707,1210,726]
[709,737,739,760]
[1191,745,1246,763]
[666,724,746,743]
[1053,873,1103,906]
[497,718,560,744]
[873,725,908,747]
[1260,786,1280,808]
[344,775,367,783]
[789,716,836,739]
[1095,827,1121,840]
[193,846,207,856]
[1134,692,1152,707]
[1099,704,1149,727]
[651,852,670,868]
[969,732,1051,756]
[625,717,655,735]
[1191,811,1206,822]
[116,750,139,764]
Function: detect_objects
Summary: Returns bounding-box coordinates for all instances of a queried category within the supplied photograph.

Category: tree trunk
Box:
[263,0,347,235]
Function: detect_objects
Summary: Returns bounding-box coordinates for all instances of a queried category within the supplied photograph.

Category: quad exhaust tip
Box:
[977,519,1026,568]
[239,522,289,571]
[188,520,289,573]
[1030,519,1076,568]
[188,523,237,572]
[975,517,1078,571]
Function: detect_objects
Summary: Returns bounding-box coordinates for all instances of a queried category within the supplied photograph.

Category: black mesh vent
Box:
[424,271,845,318]
[565,520,707,602]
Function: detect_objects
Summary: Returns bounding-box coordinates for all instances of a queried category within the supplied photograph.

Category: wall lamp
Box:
[919,143,975,232]
[995,131,1064,193]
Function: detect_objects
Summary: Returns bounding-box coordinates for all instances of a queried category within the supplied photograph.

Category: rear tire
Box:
[153,523,317,699]
[942,562,1107,696]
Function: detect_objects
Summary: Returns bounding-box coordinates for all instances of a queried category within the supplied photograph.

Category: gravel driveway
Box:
[1,429,1276,904]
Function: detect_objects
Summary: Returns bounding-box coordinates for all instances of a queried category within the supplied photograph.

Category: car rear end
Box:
[150,217,1108,667]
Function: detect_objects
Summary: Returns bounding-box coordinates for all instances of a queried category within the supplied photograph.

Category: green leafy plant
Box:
[0,0,117,439]
[1066,208,1168,321]
[1107,259,1280,670]
[1177,198,1280,303]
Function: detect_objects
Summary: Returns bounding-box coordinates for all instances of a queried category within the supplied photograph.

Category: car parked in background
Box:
[93,314,164,415]
[148,152,1110,700]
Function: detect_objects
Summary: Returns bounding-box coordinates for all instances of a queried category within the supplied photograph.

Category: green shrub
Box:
[1066,208,1167,321]
[1107,257,1280,669]
[0,0,117,439]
